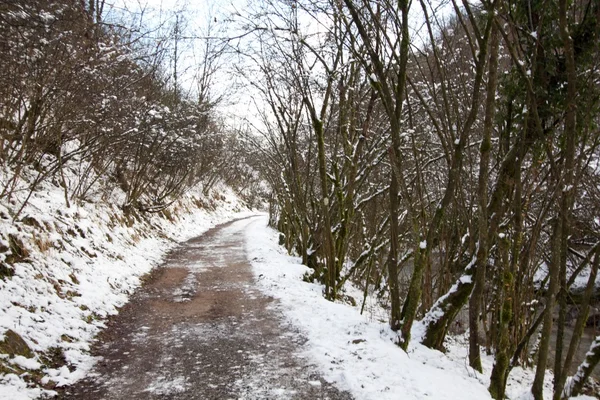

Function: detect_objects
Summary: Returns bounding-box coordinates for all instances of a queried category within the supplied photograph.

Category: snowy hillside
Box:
[0,173,253,399]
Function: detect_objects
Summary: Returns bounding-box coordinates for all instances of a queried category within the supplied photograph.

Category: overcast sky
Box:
[102,0,252,123]
[101,0,454,133]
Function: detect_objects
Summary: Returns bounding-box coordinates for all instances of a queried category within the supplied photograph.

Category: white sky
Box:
[102,0,455,132]
[103,0,253,123]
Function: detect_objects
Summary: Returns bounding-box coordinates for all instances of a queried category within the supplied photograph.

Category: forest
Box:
[238,0,600,399]
[0,0,263,217]
[1,0,599,399]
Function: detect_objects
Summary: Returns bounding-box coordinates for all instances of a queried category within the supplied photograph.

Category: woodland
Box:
[1,0,600,399]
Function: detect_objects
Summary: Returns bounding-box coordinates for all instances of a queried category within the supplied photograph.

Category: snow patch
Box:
[144,375,189,395]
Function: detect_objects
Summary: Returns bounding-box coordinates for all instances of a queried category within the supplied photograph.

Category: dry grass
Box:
[32,232,52,253]
[131,232,141,244]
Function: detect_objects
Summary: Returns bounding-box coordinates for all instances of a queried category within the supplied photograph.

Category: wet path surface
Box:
[61,217,352,400]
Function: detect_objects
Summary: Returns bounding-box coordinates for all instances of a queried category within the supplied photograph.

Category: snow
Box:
[0,374,46,400]
[0,164,253,398]
[461,232,469,245]
[11,356,41,371]
[420,240,427,249]
[1,178,592,399]
[533,257,600,293]
[245,216,568,400]
[246,217,489,399]
[144,376,189,395]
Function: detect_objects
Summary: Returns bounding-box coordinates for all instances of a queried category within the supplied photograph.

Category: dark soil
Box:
[59,217,352,400]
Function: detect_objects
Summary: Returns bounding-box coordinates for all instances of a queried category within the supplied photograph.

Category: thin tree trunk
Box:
[488,233,513,399]
[551,0,578,395]
[312,115,336,299]
[532,218,562,400]
[388,170,402,330]
[470,22,499,373]
[489,113,524,398]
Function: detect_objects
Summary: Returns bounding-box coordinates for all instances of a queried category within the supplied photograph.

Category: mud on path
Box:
[60,217,352,400]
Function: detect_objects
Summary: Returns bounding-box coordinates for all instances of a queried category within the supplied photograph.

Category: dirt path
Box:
[61,217,352,400]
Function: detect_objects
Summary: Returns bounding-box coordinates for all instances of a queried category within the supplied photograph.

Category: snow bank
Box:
[0,177,253,399]
[245,216,574,400]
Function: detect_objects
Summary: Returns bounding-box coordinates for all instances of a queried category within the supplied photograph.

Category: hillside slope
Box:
[0,172,252,399]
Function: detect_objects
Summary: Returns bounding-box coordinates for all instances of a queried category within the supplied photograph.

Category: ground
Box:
[60,217,351,399]
[3,211,595,400]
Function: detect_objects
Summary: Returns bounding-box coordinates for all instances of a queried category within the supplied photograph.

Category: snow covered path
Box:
[60,216,351,399]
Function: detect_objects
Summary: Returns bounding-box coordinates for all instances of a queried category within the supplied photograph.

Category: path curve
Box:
[60,217,351,400]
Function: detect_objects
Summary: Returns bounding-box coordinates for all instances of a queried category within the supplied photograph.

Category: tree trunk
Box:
[532,219,562,400]
[469,22,499,373]
[421,256,477,350]
[561,335,600,398]
[387,170,402,330]
[489,234,513,399]
[313,116,336,300]
[552,0,578,396]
